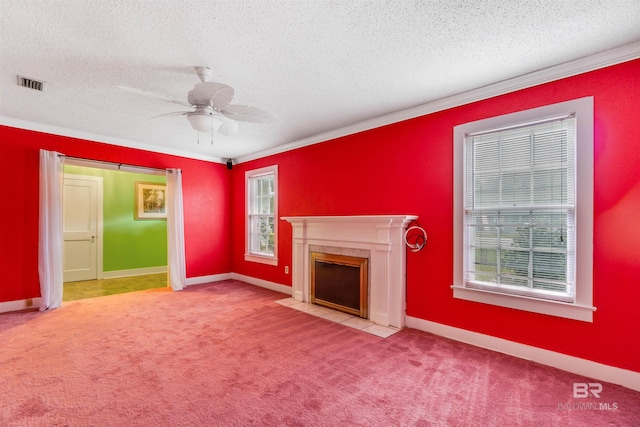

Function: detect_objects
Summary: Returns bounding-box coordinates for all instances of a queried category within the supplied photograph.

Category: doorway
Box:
[62,161,168,300]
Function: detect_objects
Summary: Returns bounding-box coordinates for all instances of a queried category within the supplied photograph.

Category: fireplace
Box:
[311,252,368,318]
[282,215,417,328]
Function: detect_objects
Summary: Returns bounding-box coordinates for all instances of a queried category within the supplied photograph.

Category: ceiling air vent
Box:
[17,75,47,92]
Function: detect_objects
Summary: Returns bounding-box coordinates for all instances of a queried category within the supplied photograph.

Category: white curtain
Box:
[166,168,186,291]
[38,149,64,310]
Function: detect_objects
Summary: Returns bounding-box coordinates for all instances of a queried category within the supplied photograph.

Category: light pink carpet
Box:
[1,280,638,426]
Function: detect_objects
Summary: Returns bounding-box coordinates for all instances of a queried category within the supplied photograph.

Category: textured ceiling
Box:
[1,1,640,163]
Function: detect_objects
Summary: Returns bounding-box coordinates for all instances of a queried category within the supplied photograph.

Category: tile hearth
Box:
[275,297,401,338]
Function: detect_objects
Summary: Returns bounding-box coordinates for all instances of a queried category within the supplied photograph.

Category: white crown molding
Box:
[3,42,639,165]
[236,40,640,164]
[0,116,226,164]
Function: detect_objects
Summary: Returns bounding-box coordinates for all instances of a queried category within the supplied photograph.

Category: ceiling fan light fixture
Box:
[187,111,221,133]
[117,66,273,140]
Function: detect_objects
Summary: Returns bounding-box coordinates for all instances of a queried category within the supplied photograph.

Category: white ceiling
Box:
[1,1,640,163]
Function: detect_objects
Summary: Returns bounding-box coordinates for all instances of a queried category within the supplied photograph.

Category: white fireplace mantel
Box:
[282,215,417,328]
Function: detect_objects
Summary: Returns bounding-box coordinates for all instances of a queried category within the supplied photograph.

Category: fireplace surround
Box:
[282,215,417,328]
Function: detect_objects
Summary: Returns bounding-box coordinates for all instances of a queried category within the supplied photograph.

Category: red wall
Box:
[231,59,640,373]
[1,127,232,303]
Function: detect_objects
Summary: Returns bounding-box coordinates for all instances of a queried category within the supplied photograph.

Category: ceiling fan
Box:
[117,66,275,136]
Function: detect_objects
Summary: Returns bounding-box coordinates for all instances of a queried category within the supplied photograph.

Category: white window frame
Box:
[452,97,595,322]
[245,165,278,266]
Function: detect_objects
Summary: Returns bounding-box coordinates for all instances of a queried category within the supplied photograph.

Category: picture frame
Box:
[135,181,167,220]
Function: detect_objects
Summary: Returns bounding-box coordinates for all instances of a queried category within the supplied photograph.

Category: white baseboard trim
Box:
[230,273,292,296]
[185,273,233,286]
[405,315,640,392]
[0,297,42,314]
[184,272,291,295]
[102,266,167,279]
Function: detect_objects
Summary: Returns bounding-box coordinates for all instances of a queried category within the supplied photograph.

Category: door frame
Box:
[63,173,104,280]
[62,158,169,282]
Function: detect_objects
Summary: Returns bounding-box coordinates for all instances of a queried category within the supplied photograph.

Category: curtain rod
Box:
[59,155,171,173]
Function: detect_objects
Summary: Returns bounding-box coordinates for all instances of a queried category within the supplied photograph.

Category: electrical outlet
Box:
[285,266,289,274]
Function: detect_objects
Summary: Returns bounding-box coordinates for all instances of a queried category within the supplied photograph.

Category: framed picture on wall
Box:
[135,182,167,220]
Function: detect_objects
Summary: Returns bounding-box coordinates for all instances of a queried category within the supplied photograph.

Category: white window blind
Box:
[464,115,576,302]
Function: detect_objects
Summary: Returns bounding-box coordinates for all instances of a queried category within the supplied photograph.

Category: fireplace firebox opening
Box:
[310,252,368,318]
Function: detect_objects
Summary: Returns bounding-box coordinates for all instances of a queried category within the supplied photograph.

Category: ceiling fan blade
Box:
[147,111,190,121]
[188,82,234,110]
[116,86,191,108]
[221,104,276,123]
[215,113,240,136]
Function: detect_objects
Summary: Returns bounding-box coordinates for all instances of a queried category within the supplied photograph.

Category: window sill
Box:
[451,284,596,322]
[244,253,278,266]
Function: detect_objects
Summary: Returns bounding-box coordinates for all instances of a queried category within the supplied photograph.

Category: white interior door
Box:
[63,176,102,282]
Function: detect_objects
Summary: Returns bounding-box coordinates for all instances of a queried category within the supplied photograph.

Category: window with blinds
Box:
[463,115,576,302]
[246,165,278,265]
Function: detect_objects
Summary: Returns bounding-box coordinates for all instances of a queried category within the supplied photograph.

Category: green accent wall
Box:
[64,165,167,271]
